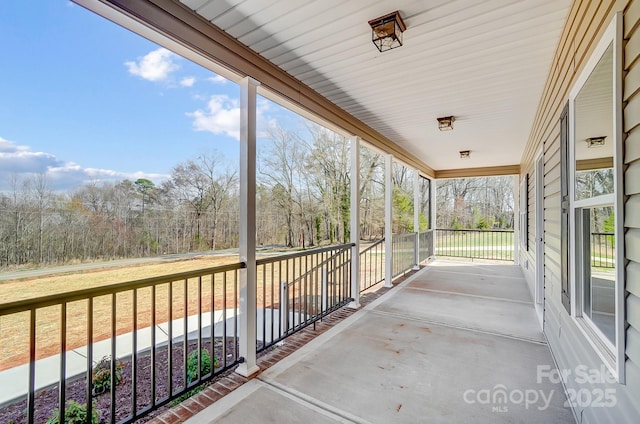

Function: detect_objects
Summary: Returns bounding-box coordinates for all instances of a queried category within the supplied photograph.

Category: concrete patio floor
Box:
[184,260,575,424]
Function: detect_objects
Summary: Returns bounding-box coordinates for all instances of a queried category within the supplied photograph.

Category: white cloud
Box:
[47,163,168,190]
[186,96,277,140]
[187,95,241,140]
[180,76,196,87]
[0,137,61,173]
[0,137,168,191]
[0,137,27,152]
[256,99,277,136]
[208,74,227,84]
[125,48,179,82]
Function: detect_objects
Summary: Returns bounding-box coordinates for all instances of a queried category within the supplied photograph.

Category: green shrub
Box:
[92,355,123,394]
[46,400,99,424]
[187,349,218,384]
[476,216,489,230]
[169,349,219,407]
[450,217,463,230]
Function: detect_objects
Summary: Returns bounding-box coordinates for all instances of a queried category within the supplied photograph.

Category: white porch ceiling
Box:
[181,0,571,171]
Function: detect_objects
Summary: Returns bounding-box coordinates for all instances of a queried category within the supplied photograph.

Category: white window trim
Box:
[567,12,625,384]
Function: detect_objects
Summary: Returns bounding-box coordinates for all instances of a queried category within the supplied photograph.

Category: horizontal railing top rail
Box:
[435,228,514,232]
[281,244,354,288]
[359,238,384,254]
[255,242,354,266]
[393,232,418,238]
[0,262,245,316]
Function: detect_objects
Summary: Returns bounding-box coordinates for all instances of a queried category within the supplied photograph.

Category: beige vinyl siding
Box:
[520,0,640,422]
[624,0,640,412]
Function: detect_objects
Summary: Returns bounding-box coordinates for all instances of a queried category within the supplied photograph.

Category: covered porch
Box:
[177,260,574,423]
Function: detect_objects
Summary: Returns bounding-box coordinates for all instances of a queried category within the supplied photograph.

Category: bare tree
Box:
[169,160,212,250]
[30,173,51,263]
[436,177,513,229]
[195,151,237,250]
[359,148,384,240]
[259,125,309,247]
[307,124,350,244]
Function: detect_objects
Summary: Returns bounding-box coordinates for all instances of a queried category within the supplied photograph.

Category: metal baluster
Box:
[86,298,93,423]
[182,278,188,391]
[168,282,173,399]
[59,302,67,423]
[132,289,138,419]
[222,272,227,370]
[110,294,116,424]
[210,273,215,375]
[27,309,36,424]
[151,286,156,405]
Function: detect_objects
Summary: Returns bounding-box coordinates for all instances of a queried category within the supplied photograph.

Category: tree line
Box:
[435,176,515,230]
[0,122,515,270]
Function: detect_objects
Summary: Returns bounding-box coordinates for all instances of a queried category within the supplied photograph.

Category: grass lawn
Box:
[0,256,241,371]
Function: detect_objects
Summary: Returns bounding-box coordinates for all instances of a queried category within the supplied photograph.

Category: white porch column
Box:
[349,136,361,308]
[236,76,260,378]
[513,175,520,266]
[431,178,437,257]
[413,169,420,270]
[384,154,393,287]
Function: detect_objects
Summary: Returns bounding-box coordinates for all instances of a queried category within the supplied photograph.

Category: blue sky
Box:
[0,1,299,191]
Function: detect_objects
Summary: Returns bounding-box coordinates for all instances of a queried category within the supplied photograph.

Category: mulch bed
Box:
[0,338,240,424]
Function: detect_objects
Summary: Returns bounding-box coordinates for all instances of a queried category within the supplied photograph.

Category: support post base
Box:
[235,364,260,378]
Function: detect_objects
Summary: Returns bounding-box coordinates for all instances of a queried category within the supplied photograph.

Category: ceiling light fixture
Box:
[437,116,455,131]
[460,150,471,159]
[585,136,606,148]
[368,11,406,52]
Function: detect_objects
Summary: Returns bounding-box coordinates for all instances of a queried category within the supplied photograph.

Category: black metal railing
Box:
[418,230,434,263]
[359,239,385,292]
[591,232,615,268]
[3,238,430,423]
[392,233,416,277]
[256,244,353,352]
[0,263,243,424]
[435,229,514,261]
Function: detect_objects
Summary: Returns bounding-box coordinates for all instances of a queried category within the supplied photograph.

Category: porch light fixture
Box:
[459,150,471,159]
[437,116,455,131]
[585,136,606,148]
[368,11,406,52]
